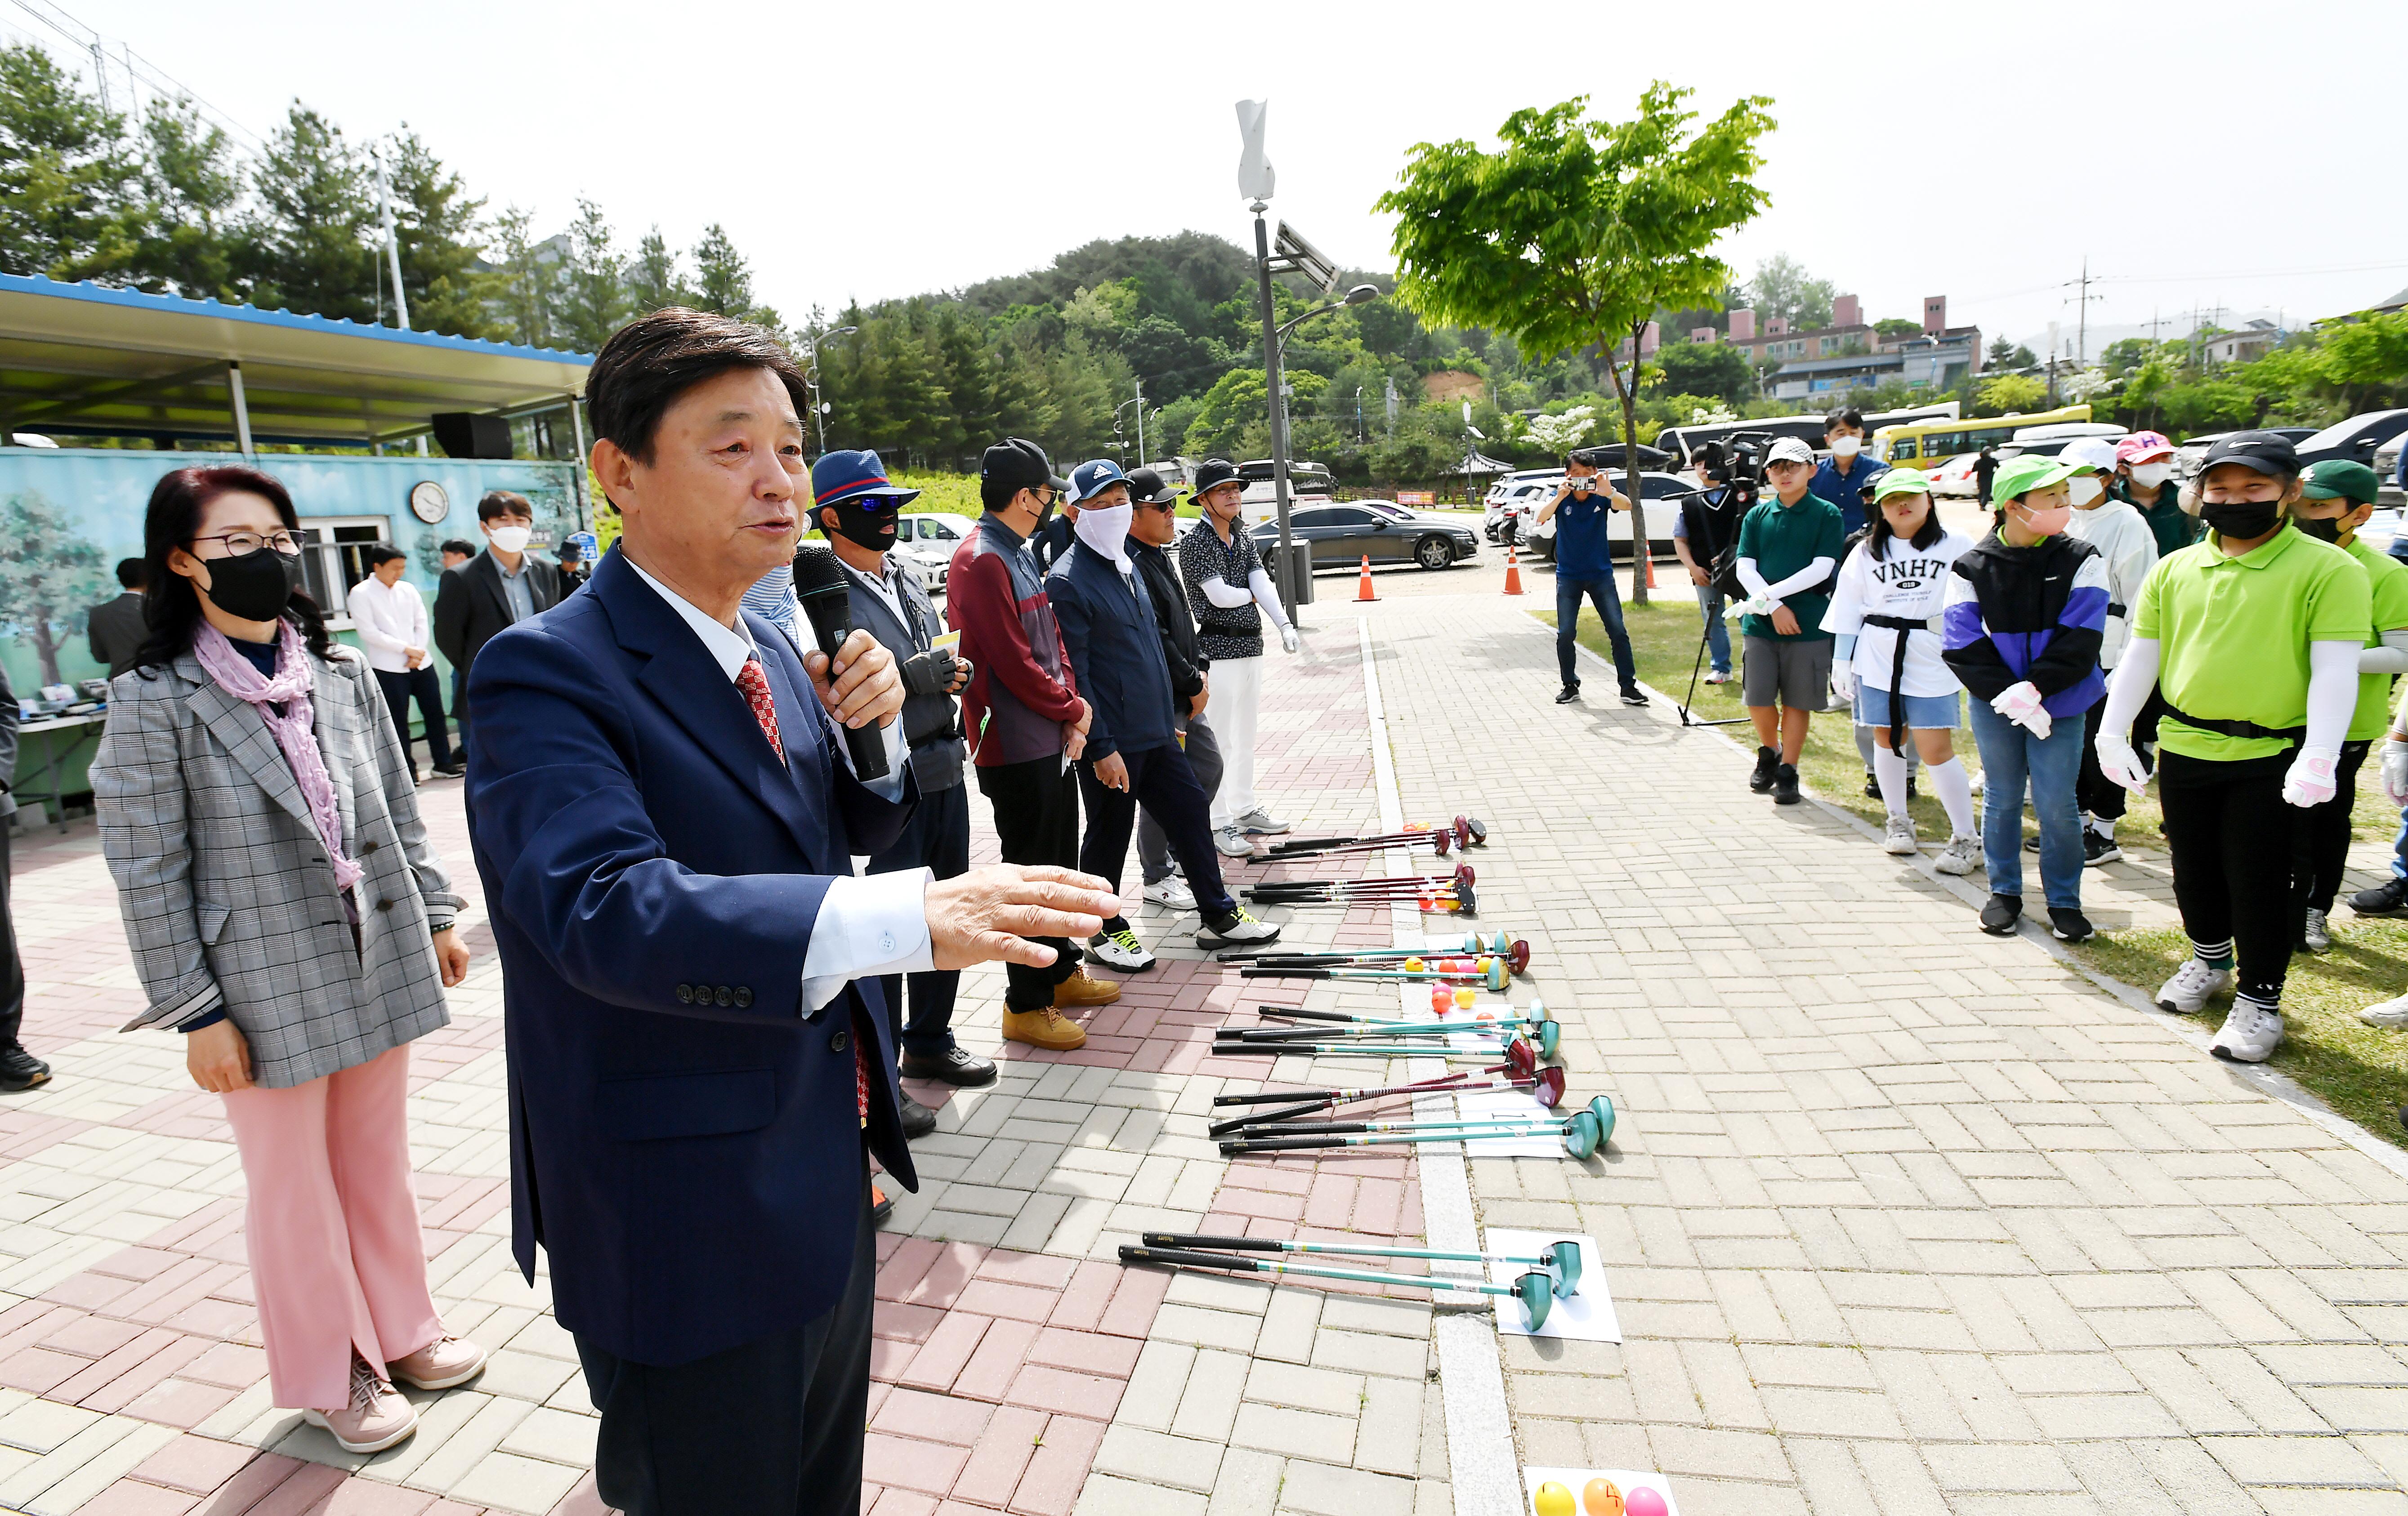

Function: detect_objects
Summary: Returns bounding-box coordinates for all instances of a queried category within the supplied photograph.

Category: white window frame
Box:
[297,515,393,629]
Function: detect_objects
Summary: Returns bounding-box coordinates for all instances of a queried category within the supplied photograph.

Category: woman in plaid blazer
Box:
[92,466,486,1455]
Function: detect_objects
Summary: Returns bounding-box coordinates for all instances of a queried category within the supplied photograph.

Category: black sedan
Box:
[1246,500,1480,571]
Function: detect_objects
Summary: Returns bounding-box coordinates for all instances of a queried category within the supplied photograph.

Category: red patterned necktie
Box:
[734,655,869,1128]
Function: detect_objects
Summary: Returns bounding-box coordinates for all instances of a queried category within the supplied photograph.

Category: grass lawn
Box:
[1547,589,2408,1148]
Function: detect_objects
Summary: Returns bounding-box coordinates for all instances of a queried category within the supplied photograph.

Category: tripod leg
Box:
[1680,612,1714,727]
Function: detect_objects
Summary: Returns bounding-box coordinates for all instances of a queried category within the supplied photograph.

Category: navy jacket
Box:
[464,546,916,1367]
[1046,542,1178,761]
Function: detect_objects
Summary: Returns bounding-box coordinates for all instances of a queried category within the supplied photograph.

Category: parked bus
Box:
[1874,405,2095,469]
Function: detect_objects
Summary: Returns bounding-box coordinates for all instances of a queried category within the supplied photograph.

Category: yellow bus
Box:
[1874,405,2095,468]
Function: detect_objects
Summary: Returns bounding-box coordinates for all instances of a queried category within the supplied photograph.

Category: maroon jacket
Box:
[947,514,1082,767]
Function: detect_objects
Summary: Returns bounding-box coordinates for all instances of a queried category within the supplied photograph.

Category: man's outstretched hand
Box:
[927,865,1120,971]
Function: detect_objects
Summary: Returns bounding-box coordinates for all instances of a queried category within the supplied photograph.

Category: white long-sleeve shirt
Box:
[2064,499,2158,670]
[1821,530,1975,696]
[345,574,429,674]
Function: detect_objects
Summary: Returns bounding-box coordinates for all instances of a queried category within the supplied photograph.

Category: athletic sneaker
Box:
[1979,893,2021,935]
[1198,906,1280,949]
[1883,816,1918,855]
[1088,926,1157,972]
[2361,991,2408,1028]
[2049,907,2094,943]
[1935,834,1981,876]
[2155,958,2233,1013]
[2302,907,2332,954]
[1143,876,1196,910]
[2083,829,2122,867]
[2351,877,2408,916]
[1619,688,1649,708]
[1238,808,1290,835]
[1749,746,1778,794]
[1556,684,1581,704]
[1863,771,1882,799]
[2210,998,2283,1063]
[1215,825,1255,857]
[1704,670,1732,684]
[1772,763,1801,806]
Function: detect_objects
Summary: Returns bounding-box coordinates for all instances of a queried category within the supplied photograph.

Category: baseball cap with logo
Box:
[2114,430,2176,465]
[1069,459,1131,504]
[1126,468,1180,505]
[2198,430,2301,478]
[1765,437,1815,467]
[1872,468,1936,503]
[2060,437,2122,476]
[2301,459,2381,506]
[1991,454,2082,505]
[979,437,1069,497]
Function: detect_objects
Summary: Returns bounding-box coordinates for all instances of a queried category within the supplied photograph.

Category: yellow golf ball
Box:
[1534,1483,1575,1516]
[1404,956,1425,973]
[1453,986,1477,1009]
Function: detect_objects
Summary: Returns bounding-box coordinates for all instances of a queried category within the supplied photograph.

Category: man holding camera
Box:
[1537,450,1646,707]
[1735,437,1845,804]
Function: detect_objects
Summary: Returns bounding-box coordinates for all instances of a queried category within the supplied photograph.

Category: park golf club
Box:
[1238,957,1514,992]
[1224,1096,1615,1146]
[1203,1067,1568,1138]
[1218,1106,1608,1159]
[1216,1018,1562,1061]
[1263,815,1489,858]
[1117,1244,1554,1331]
[1209,1030,1548,1071]
[1137,1233,1586,1299]
[1214,928,1514,963]
[1231,936,1528,975]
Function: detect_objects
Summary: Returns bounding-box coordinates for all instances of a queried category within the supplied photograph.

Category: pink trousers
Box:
[219,1043,444,1411]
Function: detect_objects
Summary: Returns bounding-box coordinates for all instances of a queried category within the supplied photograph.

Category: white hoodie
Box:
[2064,497,2158,670]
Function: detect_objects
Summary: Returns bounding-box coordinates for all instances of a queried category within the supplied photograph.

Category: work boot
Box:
[897,1093,939,1139]
[304,1357,419,1454]
[1772,763,1801,806]
[388,1335,487,1392]
[1749,746,1778,794]
[1005,1004,1090,1051]
[1050,971,1120,1009]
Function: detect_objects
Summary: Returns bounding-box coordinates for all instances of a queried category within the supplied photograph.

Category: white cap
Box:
[2060,437,2121,474]
[1766,437,1815,466]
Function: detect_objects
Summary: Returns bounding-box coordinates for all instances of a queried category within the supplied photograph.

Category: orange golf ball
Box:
[1583,1479,1623,1516]
[1533,1483,1575,1516]
[1430,985,1453,1013]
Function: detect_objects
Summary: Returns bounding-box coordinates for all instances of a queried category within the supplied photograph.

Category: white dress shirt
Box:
[624,557,929,1013]
[345,575,429,674]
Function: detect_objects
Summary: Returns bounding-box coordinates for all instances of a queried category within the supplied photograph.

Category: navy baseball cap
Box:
[979,437,1069,496]
[1069,459,1130,504]
[810,449,919,510]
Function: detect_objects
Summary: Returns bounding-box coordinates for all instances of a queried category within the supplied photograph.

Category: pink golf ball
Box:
[1622,1488,1667,1516]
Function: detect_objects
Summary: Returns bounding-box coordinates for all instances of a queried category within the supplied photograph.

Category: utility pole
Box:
[1251,205,1297,619]
[1134,377,1145,467]
[372,149,410,331]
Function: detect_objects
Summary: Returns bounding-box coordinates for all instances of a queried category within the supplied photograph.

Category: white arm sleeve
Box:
[1820,548,1866,637]
[1736,557,1769,598]
[2096,637,2161,741]
[1762,556,1836,602]
[1198,572,1253,609]
[1247,566,1291,630]
[2307,640,2361,752]
[2359,628,2408,674]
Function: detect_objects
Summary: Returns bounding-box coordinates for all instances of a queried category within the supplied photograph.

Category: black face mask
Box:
[2293,514,2345,544]
[2199,499,2283,540]
[200,546,300,622]
[822,500,898,552]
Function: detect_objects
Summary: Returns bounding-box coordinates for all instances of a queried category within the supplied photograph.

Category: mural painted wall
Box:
[0,449,582,693]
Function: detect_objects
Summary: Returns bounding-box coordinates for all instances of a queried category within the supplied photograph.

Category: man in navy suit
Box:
[463,309,1116,1516]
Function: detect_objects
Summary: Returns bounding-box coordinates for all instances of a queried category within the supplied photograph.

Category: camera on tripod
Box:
[1698,433,1772,513]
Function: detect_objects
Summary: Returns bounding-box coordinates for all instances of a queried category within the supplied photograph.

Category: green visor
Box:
[1991,454,2081,505]
[1872,468,1936,504]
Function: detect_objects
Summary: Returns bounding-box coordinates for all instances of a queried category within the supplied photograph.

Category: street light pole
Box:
[801,324,857,458]
[1251,205,1298,620]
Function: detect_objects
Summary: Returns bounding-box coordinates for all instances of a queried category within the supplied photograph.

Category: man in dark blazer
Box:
[433,490,565,719]
[86,559,149,679]
[463,310,1114,1516]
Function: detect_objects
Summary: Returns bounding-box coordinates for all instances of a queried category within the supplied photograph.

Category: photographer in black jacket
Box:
[1126,469,1223,910]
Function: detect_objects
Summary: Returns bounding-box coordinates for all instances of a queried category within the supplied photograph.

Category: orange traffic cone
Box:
[1355,555,1377,602]
[1502,544,1524,597]
[1643,544,1657,590]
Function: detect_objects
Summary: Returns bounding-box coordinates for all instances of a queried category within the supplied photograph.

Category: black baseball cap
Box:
[2198,431,2301,478]
[980,437,1069,495]
[1190,458,1244,496]
[1126,468,1179,505]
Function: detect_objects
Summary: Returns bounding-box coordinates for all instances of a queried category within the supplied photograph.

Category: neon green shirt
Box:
[2133,524,2371,762]
[2345,538,2408,741]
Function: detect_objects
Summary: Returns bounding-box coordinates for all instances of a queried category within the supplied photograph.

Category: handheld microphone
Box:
[789,545,891,782]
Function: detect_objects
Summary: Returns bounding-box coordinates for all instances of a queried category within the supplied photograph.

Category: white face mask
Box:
[487,524,533,554]
[2068,475,2105,508]
[2128,461,2172,489]
[1829,435,1862,459]
[1074,502,1134,569]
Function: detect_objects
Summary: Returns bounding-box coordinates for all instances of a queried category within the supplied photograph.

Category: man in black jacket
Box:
[86,559,148,679]
[1126,469,1222,909]
[432,490,565,725]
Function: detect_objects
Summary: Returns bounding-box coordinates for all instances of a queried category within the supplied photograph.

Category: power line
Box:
[5,0,263,149]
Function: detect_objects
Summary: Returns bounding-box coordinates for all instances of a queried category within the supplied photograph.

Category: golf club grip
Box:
[1235,1120,1367,1136]
[1240,968,1328,980]
[1256,1007,1351,1021]
[1207,1099,1327,1137]
[1213,1088,1339,1107]
[1119,1245,1264,1272]
[1140,1232,1276,1252]
[1221,1136,1344,1153]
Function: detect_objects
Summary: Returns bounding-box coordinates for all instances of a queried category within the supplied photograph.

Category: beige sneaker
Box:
[388,1334,486,1391]
[1004,1006,1090,1051]
[304,1357,418,1454]
[1050,970,1121,1009]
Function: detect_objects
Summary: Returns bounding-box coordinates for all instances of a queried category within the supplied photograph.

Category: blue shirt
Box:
[1551,484,1616,580]
[496,553,536,623]
[1809,454,1885,536]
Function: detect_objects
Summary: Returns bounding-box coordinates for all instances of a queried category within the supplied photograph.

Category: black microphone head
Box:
[791,543,849,602]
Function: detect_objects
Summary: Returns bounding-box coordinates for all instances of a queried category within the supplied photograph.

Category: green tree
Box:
[0,492,115,685]
[1653,340,1755,406]
[692,223,781,334]
[130,96,239,299]
[384,129,494,339]
[1873,317,1921,340]
[626,226,686,314]
[0,43,137,281]
[489,205,558,348]
[1974,374,2046,415]
[1379,84,1774,604]
[557,197,627,353]
[1745,254,1834,333]
[246,103,372,319]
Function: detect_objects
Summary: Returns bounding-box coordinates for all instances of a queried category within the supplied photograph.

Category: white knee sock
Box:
[1872,743,1912,820]
[1928,756,1975,839]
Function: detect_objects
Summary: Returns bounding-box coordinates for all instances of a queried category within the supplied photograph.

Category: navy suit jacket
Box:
[464,546,916,1367]
[1045,543,1179,761]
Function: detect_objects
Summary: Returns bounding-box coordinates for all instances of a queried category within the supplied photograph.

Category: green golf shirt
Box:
[2134,524,2372,762]
[1736,493,1845,642]
[2345,537,2408,741]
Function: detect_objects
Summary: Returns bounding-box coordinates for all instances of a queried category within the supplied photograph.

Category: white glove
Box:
[1725,594,1777,622]
[2283,746,2341,808]
[1827,664,1856,704]
[1279,624,1300,655]
[2094,733,2150,794]
[1990,681,2052,740]
[2383,738,2408,810]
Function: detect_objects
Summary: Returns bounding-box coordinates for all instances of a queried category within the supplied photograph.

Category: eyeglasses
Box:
[1031,489,1061,509]
[193,530,302,558]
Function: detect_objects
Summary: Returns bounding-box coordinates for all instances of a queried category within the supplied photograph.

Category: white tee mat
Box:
[1484,1228,1617,1342]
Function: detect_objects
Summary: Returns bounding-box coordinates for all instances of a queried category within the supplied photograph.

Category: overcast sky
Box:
[22,0,2408,357]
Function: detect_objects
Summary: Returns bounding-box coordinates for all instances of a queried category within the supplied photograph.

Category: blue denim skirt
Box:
[1854,686,1961,730]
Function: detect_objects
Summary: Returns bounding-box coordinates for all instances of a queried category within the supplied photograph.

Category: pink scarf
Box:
[192,620,364,892]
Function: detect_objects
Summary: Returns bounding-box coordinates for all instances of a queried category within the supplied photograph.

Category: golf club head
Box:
[1507,938,1531,974]
[1583,1095,1615,1146]
[1434,827,1452,856]
[1454,865,1476,890]
[1561,1110,1603,1159]
[1454,883,1478,917]
[1452,816,1471,852]
[1514,1270,1554,1331]
[1483,958,1509,992]
[1546,1240,1584,1298]
[1534,1019,1562,1061]
[1531,1065,1568,1107]
[1497,1036,1537,1078]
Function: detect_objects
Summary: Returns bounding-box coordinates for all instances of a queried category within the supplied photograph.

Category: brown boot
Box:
[1051,969,1121,1008]
[1003,1006,1090,1051]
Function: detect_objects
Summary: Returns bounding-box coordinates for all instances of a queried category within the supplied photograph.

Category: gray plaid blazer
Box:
[93,642,463,1088]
